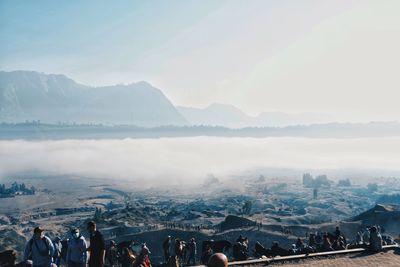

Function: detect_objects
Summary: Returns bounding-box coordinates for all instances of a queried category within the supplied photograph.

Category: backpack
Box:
[29,237,51,258]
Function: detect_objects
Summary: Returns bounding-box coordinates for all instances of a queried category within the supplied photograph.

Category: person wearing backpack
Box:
[23,226,55,267]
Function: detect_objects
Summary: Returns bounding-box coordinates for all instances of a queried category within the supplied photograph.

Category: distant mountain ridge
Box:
[0,71,188,126]
[178,104,334,128]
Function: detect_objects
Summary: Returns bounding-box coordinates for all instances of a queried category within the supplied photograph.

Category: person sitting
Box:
[321,234,333,251]
[308,234,317,248]
[334,226,341,239]
[296,238,304,250]
[355,231,363,245]
[369,226,383,252]
[332,237,346,251]
[362,227,370,245]
[207,253,228,267]
[270,241,289,256]
[120,247,135,267]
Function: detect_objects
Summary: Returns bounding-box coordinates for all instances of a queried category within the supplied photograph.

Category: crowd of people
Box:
[0,223,396,267]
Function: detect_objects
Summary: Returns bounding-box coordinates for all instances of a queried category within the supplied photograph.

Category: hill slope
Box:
[0,71,188,126]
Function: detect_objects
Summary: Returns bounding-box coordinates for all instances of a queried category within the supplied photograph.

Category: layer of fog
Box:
[1,137,400,187]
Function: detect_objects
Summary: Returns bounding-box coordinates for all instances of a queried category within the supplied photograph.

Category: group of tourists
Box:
[0,223,395,267]
[22,221,105,267]
[162,236,197,266]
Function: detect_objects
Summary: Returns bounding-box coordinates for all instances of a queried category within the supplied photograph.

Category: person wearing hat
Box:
[86,221,105,267]
[67,228,87,267]
[23,226,55,267]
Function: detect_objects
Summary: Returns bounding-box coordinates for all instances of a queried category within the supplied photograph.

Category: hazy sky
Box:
[1,0,400,120]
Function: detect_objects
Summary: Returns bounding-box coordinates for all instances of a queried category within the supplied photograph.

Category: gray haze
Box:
[1,137,400,187]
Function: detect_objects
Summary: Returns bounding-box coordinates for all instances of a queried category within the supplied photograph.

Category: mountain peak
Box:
[0,70,188,126]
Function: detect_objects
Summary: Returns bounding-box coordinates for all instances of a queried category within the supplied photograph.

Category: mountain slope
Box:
[177,103,254,128]
[0,71,188,126]
[178,104,334,128]
[349,204,400,235]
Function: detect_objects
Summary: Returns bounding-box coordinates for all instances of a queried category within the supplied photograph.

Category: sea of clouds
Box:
[1,137,400,185]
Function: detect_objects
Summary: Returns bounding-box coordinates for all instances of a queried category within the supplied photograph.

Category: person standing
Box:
[187,238,197,265]
[106,240,118,267]
[87,221,105,267]
[24,226,55,267]
[162,236,171,262]
[67,228,88,267]
[52,237,62,266]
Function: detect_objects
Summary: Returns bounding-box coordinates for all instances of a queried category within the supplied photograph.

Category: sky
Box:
[1,0,400,121]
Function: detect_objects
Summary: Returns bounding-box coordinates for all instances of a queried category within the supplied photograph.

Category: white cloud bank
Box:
[1,137,400,185]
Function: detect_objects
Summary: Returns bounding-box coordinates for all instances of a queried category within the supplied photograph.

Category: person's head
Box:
[207,253,228,267]
[87,221,96,233]
[33,227,44,239]
[110,240,116,247]
[71,228,80,239]
[370,226,377,233]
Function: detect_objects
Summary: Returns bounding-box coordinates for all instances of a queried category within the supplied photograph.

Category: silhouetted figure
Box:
[162,236,171,262]
[321,234,333,252]
[0,250,17,266]
[87,221,106,267]
[270,241,290,257]
[308,234,317,248]
[332,237,346,251]
[201,245,213,265]
[120,247,135,267]
[186,238,197,265]
[296,238,304,250]
[362,227,370,245]
[334,226,341,238]
[232,237,248,261]
[106,240,118,267]
[369,226,383,252]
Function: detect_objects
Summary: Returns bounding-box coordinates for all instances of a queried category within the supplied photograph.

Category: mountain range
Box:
[0,71,187,127]
[0,70,356,127]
